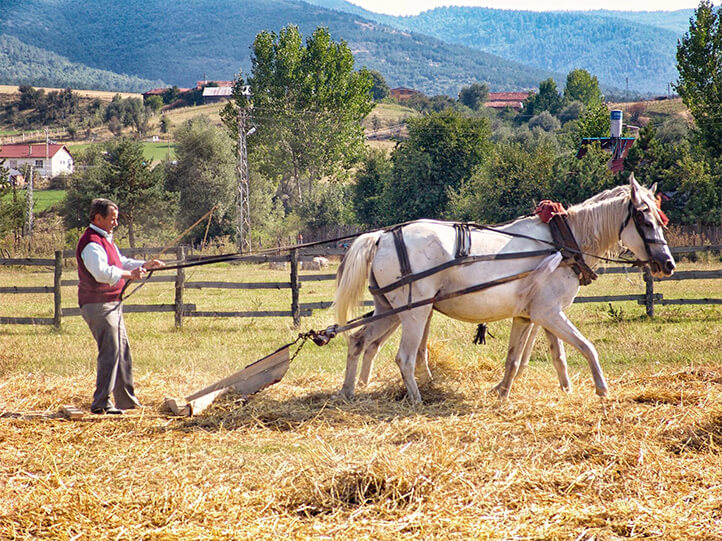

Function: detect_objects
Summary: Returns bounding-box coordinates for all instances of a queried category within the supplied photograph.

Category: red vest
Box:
[76,227,126,306]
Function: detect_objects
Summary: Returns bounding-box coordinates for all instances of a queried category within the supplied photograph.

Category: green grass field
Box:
[0,188,65,212]
[1,256,722,538]
[67,141,177,162]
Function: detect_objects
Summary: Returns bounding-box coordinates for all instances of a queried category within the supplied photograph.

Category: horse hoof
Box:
[491,384,509,399]
[595,387,608,398]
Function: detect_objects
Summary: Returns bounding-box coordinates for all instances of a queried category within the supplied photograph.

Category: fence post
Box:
[290,248,300,327]
[644,267,655,317]
[53,250,62,329]
[175,246,185,328]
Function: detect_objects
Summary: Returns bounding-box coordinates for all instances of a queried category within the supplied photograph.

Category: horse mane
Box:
[565,184,658,264]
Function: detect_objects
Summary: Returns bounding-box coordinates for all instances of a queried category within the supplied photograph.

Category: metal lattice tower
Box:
[236,107,251,253]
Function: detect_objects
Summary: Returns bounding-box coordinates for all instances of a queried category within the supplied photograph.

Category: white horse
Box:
[334,175,676,403]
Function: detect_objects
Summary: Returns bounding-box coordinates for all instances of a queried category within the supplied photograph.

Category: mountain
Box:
[0,35,165,93]
[306,1,690,94]
[0,0,560,96]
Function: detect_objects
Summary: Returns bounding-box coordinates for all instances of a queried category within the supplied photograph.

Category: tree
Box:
[675,0,722,160]
[62,139,175,247]
[164,116,237,241]
[458,82,489,111]
[369,70,390,101]
[382,110,492,223]
[564,69,603,108]
[576,102,610,139]
[352,149,391,227]
[223,25,374,213]
[524,78,562,116]
[529,111,561,132]
[448,140,557,223]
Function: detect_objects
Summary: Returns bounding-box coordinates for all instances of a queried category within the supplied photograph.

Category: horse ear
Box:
[629,173,643,205]
[650,182,658,193]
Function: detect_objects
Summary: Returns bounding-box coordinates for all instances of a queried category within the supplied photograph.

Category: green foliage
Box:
[368,6,679,94]
[524,78,562,116]
[0,1,557,96]
[576,103,611,139]
[448,139,556,223]
[0,34,163,92]
[458,82,489,111]
[164,116,236,241]
[564,69,603,108]
[61,139,177,246]
[352,149,391,228]
[224,25,373,216]
[675,0,722,160]
[369,70,390,101]
[383,110,492,223]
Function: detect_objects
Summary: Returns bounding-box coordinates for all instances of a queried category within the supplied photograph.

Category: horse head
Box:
[619,174,676,278]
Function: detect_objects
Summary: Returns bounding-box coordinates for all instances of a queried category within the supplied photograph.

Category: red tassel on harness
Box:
[535,200,567,224]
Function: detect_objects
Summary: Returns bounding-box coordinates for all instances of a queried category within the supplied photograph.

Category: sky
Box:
[351,0,703,15]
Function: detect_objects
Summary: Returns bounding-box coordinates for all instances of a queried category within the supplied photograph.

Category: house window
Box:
[35,160,44,167]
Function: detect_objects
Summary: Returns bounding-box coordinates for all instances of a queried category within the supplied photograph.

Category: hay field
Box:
[0,85,141,101]
[1,259,722,540]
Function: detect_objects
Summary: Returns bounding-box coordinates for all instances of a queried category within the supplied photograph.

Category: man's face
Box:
[92,207,119,234]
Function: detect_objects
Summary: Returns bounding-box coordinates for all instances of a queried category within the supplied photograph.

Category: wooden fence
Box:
[1,245,720,328]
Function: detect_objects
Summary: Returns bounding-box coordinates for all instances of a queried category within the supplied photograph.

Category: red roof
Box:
[0,143,70,159]
[487,92,532,101]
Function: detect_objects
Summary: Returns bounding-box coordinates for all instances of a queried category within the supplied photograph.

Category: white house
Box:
[0,143,74,179]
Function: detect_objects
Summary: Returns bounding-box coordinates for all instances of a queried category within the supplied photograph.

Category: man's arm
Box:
[81,243,146,285]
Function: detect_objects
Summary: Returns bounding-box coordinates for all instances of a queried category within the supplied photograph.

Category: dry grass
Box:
[0,85,141,101]
[2,260,722,539]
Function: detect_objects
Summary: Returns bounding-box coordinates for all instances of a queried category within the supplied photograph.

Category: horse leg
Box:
[358,317,400,386]
[544,328,571,392]
[340,326,366,399]
[535,311,607,397]
[341,314,399,397]
[515,324,571,393]
[415,311,433,384]
[515,323,541,379]
[493,317,535,399]
[396,306,434,404]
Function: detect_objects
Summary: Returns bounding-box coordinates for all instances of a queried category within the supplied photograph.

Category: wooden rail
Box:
[2,245,721,328]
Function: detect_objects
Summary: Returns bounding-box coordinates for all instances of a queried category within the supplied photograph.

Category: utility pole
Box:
[236,106,251,253]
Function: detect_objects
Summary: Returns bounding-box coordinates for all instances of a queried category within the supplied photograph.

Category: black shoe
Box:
[91,407,124,415]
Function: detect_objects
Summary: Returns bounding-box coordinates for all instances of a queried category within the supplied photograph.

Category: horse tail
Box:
[517,251,563,312]
[333,231,383,326]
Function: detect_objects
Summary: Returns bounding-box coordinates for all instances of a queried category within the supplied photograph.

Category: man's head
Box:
[89,198,119,234]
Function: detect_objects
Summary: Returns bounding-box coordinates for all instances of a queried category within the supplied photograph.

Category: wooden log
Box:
[0,317,54,325]
[0,286,54,293]
[656,298,722,305]
[184,309,312,318]
[62,304,197,317]
[184,281,293,289]
[175,246,185,329]
[0,258,54,266]
[290,248,300,327]
[60,405,84,420]
[54,250,62,329]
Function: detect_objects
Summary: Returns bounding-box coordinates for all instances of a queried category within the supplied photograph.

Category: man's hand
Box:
[129,267,147,280]
[143,259,165,270]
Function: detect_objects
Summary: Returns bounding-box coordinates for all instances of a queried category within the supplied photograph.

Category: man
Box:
[76,198,164,415]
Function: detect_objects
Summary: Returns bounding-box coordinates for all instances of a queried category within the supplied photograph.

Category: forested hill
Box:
[0,0,559,96]
[309,1,693,95]
[0,35,164,93]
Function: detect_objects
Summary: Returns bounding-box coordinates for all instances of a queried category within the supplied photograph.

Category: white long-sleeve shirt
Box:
[80,224,145,286]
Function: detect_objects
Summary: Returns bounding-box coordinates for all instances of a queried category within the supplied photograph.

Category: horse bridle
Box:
[618,199,668,262]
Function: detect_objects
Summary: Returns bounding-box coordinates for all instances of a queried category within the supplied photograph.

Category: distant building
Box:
[390,87,421,101]
[0,143,74,178]
[202,86,233,104]
[484,91,532,111]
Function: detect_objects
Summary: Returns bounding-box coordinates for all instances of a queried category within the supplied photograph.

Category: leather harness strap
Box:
[548,214,598,286]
